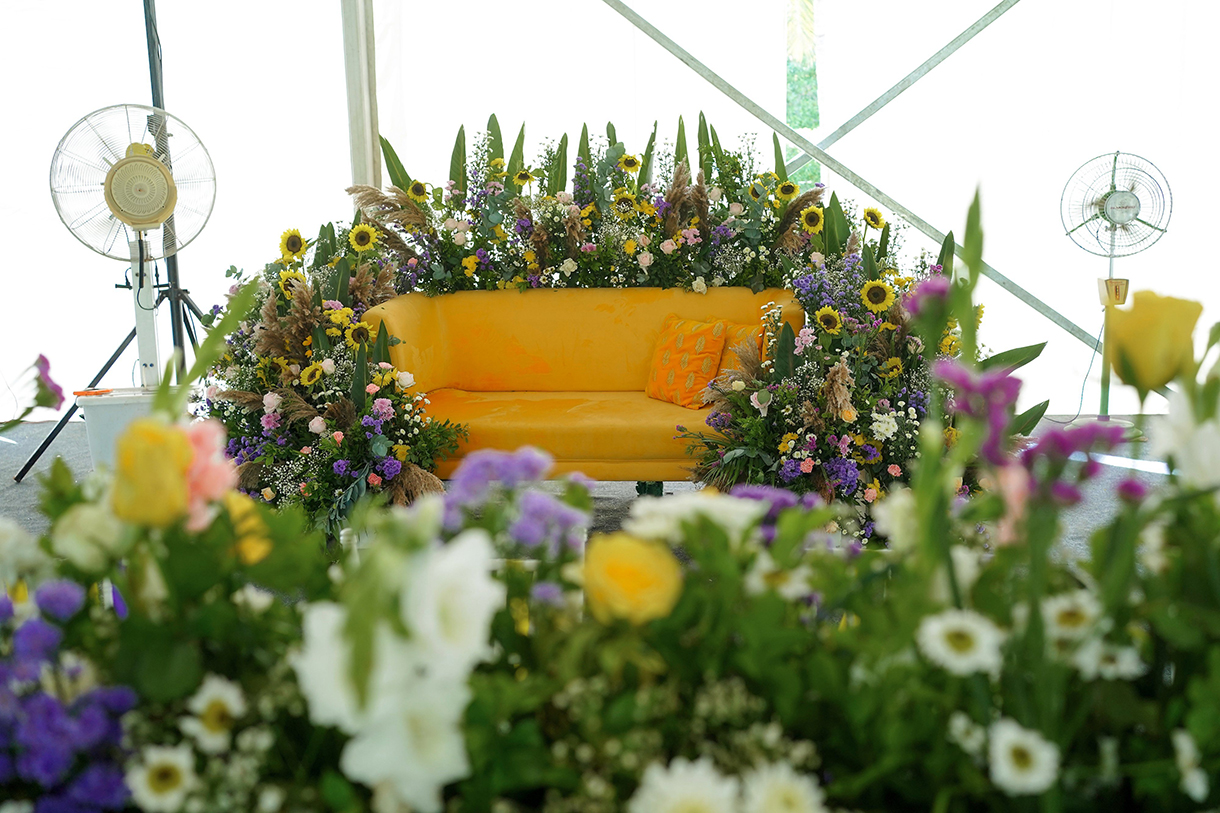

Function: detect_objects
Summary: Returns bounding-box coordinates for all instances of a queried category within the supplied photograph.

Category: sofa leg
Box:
[635,480,664,497]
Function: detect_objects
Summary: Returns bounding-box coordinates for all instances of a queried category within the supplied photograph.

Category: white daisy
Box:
[741,760,827,813]
[624,492,767,549]
[948,711,987,757]
[870,412,898,441]
[988,719,1060,796]
[931,546,983,605]
[1040,590,1104,642]
[1172,729,1210,802]
[231,583,274,613]
[871,488,917,553]
[745,551,813,601]
[916,609,1006,677]
[126,744,197,813]
[0,803,34,813]
[400,529,505,674]
[627,757,740,813]
[1071,639,1148,681]
[179,674,247,753]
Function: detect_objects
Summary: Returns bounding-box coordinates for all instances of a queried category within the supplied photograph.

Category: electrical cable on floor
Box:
[1046,314,1106,425]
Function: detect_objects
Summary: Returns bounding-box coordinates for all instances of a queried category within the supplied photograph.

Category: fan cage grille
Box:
[1060,152,1171,258]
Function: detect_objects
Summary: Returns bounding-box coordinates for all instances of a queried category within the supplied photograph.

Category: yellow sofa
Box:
[365,287,803,480]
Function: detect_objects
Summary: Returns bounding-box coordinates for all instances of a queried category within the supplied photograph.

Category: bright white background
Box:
[4,0,1216,428]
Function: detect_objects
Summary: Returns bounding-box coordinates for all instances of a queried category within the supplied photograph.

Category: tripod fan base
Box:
[1068,416,1143,442]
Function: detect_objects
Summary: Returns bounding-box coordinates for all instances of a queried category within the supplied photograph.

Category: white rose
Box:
[729,202,744,216]
[637,252,654,269]
[708,186,723,202]
[452,232,467,247]
[51,503,126,573]
[456,220,471,233]
[308,416,328,435]
[320,358,336,375]
[692,276,707,295]
[396,371,416,389]
[560,258,578,277]
[442,218,458,231]
[262,392,282,414]
[731,380,746,392]
[556,191,573,205]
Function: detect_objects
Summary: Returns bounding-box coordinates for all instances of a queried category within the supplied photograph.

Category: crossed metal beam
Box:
[600,0,1101,351]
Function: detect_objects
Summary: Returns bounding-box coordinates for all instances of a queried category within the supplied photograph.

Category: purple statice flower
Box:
[66,763,129,808]
[444,447,555,528]
[730,484,802,544]
[706,411,732,432]
[934,359,1023,465]
[333,459,350,477]
[33,582,85,621]
[530,581,566,608]
[1117,478,1148,503]
[13,618,62,663]
[508,490,589,556]
[514,217,534,237]
[378,457,403,480]
[905,275,952,318]
[34,355,65,410]
[778,458,804,483]
[823,457,859,496]
[861,521,875,539]
[0,594,13,623]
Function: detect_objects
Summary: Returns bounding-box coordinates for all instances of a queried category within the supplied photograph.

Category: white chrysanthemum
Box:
[988,718,1060,796]
[1041,590,1104,641]
[1071,638,1147,681]
[126,744,197,813]
[49,502,126,573]
[400,529,504,674]
[916,609,1006,677]
[870,412,898,441]
[340,649,471,813]
[627,757,740,813]
[931,546,983,604]
[624,493,767,548]
[948,711,987,757]
[741,761,827,813]
[1172,729,1210,802]
[1138,522,1169,575]
[179,674,247,753]
[231,584,274,613]
[291,602,365,733]
[745,551,812,601]
[871,487,917,553]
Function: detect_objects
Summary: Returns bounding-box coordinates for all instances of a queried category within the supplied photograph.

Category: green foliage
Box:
[379,135,411,191]
[449,125,467,197]
[772,133,788,183]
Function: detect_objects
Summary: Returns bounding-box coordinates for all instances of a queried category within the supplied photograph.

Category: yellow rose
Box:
[584,533,683,625]
[111,418,192,528]
[223,492,273,565]
[1107,290,1202,396]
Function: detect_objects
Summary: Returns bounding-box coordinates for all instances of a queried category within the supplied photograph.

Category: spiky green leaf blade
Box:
[606,121,617,146]
[379,136,411,191]
[487,114,504,163]
[334,257,351,305]
[549,133,569,196]
[862,244,879,280]
[577,123,591,172]
[507,124,526,180]
[981,342,1047,372]
[709,123,727,177]
[1011,400,1050,437]
[962,189,984,287]
[449,125,467,196]
[773,133,788,182]
[877,222,891,262]
[697,112,713,181]
[372,322,391,364]
[351,342,367,411]
[639,121,657,185]
[675,116,689,170]
[936,231,956,279]
[312,325,331,354]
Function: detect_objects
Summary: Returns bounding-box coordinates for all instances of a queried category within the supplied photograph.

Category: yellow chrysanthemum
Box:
[392,443,411,462]
[299,362,323,386]
[584,533,683,626]
[461,255,479,278]
[617,154,641,173]
[861,279,895,313]
[863,208,886,230]
[406,180,429,203]
[799,206,824,234]
[344,321,373,349]
[944,426,961,448]
[778,432,801,453]
[939,334,961,356]
[492,224,508,242]
[612,188,637,220]
[513,169,535,187]
[349,224,378,253]
[488,157,506,174]
[775,181,799,201]
[278,270,306,297]
[881,357,902,379]
[279,229,306,259]
[814,306,842,335]
[623,239,637,255]
[327,307,353,326]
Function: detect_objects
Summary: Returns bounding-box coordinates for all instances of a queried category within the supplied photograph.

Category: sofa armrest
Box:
[364,294,450,393]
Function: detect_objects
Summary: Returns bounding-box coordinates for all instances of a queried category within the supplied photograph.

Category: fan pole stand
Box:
[131,237,161,387]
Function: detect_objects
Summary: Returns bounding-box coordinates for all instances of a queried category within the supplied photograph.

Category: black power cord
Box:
[1046,314,1106,425]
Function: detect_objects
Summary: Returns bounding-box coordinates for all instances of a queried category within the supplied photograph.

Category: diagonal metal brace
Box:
[600,0,1098,351]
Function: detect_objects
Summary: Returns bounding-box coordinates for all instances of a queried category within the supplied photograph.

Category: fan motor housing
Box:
[1102,189,1140,226]
[103,154,177,231]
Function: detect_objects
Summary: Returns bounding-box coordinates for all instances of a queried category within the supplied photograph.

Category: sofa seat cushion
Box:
[427,389,699,464]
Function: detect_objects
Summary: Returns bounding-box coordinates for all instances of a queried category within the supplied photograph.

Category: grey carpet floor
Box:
[1,416,1166,555]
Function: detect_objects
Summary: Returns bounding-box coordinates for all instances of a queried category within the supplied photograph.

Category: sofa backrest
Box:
[367,287,802,393]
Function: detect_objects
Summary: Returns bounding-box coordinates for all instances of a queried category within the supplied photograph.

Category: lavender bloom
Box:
[530,581,566,607]
[67,763,129,808]
[333,459,350,477]
[379,457,403,480]
[13,619,61,663]
[778,459,804,483]
[508,490,589,555]
[823,457,860,496]
[33,582,85,621]
[444,447,555,528]
[34,355,65,410]
[706,411,732,432]
[0,594,12,624]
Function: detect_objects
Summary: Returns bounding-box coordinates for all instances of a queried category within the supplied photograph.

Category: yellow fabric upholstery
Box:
[717,322,764,376]
[364,288,803,480]
[644,315,728,409]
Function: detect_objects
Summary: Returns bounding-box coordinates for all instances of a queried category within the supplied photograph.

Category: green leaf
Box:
[487,114,504,163]
[962,188,983,286]
[1010,400,1049,436]
[709,123,727,176]
[379,135,411,191]
[981,342,1047,372]
[577,123,591,172]
[639,121,657,185]
[139,640,203,703]
[773,133,788,182]
[823,193,849,257]
[697,112,713,181]
[449,124,466,197]
[371,434,390,457]
[862,244,879,280]
[877,222,890,262]
[605,121,617,146]
[351,342,367,412]
[774,322,797,380]
[156,280,258,412]
[372,322,391,364]
[1207,321,1220,353]
[335,257,351,304]
[320,770,359,812]
[507,123,526,180]
[936,231,956,278]
[548,133,568,196]
[675,115,689,170]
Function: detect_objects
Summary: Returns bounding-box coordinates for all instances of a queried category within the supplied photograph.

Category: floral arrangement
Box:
[201,226,466,535]
[347,114,832,295]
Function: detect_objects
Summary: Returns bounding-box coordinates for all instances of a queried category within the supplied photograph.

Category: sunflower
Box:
[406,180,429,203]
[278,270,306,297]
[617,154,641,173]
[861,279,895,313]
[344,321,373,349]
[299,362,323,387]
[863,208,886,230]
[775,181,799,201]
[814,306,842,335]
[513,169,535,186]
[799,205,824,234]
[279,229,306,259]
[748,183,764,201]
[348,224,378,252]
[612,188,637,219]
[881,357,903,379]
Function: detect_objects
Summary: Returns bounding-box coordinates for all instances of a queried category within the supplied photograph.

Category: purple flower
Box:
[530,581,565,607]
[34,355,66,410]
[260,412,281,431]
[13,618,62,662]
[0,594,12,624]
[823,457,859,496]
[778,459,804,483]
[1021,422,1125,467]
[372,398,394,420]
[34,581,86,621]
[67,762,130,808]
[379,457,403,480]
[1117,478,1149,503]
[1050,481,1082,506]
[706,411,732,432]
[508,490,588,555]
[333,459,350,477]
[905,275,952,318]
[933,359,1023,465]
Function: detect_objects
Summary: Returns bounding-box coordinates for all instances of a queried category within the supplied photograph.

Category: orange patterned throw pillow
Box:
[716,322,764,377]
[645,314,728,409]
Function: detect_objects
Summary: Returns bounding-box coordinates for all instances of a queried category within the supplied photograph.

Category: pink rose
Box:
[300,446,312,455]
[728,202,744,216]
[320,359,336,375]
[637,252,654,269]
[452,232,468,247]
[183,420,238,532]
[378,362,393,370]
[888,464,902,477]
[308,416,327,435]
[864,488,878,503]
[333,431,344,444]
[262,392,282,414]
[567,204,582,217]
[205,384,219,402]
[659,239,677,255]
[367,473,383,488]
[366,384,380,394]
[639,233,651,247]
[556,191,573,205]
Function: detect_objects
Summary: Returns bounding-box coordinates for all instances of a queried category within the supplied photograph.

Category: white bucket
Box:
[75,388,159,469]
